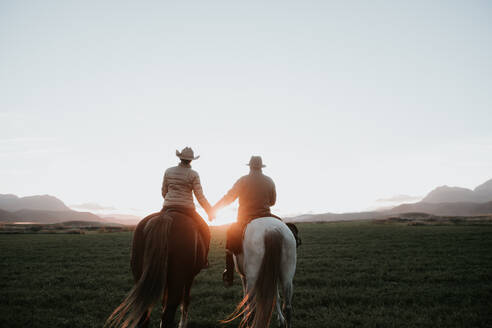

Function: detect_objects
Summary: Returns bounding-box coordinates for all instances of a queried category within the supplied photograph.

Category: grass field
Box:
[1,221,492,327]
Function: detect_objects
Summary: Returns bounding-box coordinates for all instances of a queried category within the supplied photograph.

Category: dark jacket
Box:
[216,169,276,222]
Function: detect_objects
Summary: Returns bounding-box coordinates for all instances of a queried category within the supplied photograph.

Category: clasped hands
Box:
[207,204,220,222]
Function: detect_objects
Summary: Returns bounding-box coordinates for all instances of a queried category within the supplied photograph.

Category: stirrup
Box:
[202,260,210,269]
[222,269,233,287]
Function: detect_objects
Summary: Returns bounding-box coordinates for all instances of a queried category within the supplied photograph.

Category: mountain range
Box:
[421,179,492,203]
[2,178,492,224]
[389,178,492,216]
[0,194,103,224]
[286,178,492,222]
[0,194,70,212]
[388,201,492,216]
[0,208,102,224]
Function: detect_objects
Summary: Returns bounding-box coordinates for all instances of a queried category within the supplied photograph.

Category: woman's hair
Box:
[180,159,191,165]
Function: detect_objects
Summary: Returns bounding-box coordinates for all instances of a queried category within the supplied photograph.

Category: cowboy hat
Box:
[176,147,200,160]
[246,156,266,168]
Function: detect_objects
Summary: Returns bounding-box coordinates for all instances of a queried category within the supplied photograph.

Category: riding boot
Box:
[222,251,234,287]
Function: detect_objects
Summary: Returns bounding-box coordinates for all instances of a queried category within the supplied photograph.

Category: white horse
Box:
[226,217,297,328]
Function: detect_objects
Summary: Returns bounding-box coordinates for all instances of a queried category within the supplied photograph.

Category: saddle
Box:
[226,215,301,255]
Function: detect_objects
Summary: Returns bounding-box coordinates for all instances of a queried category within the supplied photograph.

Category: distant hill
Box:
[100,214,141,225]
[287,180,492,222]
[422,186,479,203]
[56,221,123,227]
[0,209,12,219]
[285,211,379,223]
[389,201,492,216]
[289,179,492,223]
[0,209,102,224]
[422,179,492,203]
[388,178,492,217]
[475,179,492,197]
[0,193,107,223]
[0,194,71,212]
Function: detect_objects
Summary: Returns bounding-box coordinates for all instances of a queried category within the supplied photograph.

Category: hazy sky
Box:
[1,1,491,222]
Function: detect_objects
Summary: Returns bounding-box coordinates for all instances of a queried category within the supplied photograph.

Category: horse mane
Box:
[224,228,283,328]
[105,213,173,328]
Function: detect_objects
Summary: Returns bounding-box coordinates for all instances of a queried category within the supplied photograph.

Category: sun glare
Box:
[196,207,237,226]
[209,212,236,226]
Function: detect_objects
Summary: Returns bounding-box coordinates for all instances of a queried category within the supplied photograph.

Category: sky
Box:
[1,0,491,224]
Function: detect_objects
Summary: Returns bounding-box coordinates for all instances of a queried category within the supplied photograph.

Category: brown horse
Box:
[105,209,204,328]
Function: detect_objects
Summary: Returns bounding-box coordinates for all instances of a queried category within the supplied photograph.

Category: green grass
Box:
[1,222,492,327]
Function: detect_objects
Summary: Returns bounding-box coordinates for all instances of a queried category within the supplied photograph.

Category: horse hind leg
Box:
[178,277,194,328]
[161,300,179,328]
[282,280,293,328]
[275,289,286,328]
[178,302,188,328]
[161,282,183,328]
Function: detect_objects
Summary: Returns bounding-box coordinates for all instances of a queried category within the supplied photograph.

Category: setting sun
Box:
[197,207,237,226]
[208,213,235,226]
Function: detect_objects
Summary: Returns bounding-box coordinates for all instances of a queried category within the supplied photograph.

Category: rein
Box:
[193,230,198,269]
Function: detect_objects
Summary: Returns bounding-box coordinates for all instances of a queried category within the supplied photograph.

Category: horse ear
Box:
[176,150,181,157]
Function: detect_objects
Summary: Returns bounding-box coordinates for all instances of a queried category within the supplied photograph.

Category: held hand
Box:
[207,208,216,222]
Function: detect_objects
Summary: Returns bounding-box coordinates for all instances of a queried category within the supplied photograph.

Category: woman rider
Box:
[161,147,214,268]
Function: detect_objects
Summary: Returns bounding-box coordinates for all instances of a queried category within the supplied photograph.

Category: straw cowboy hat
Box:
[176,147,200,160]
[247,156,266,168]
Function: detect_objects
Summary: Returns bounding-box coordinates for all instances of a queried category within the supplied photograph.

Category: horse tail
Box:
[130,220,144,282]
[225,228,283,328]
[130,212,159,282]
[105,214,173,328]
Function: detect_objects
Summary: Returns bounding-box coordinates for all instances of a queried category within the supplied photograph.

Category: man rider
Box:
[212,155,278,286]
